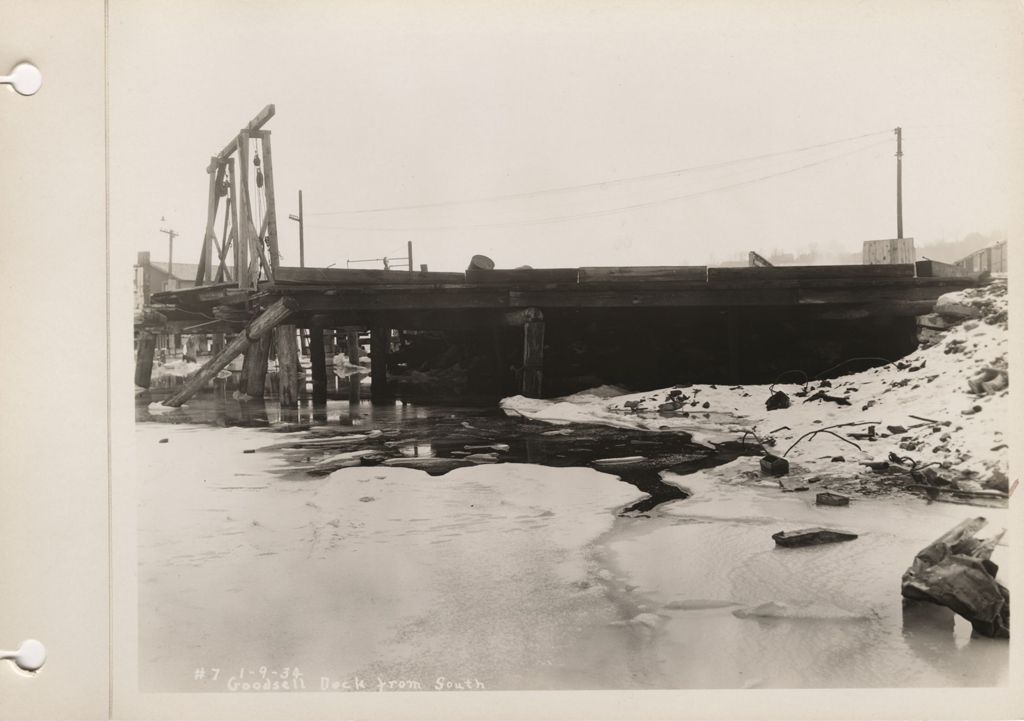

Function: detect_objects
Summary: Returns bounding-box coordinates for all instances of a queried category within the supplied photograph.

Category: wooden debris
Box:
[760,454,790,477]
[901,517,1009,638]
[816,492,850,506]
[772,527,858,547]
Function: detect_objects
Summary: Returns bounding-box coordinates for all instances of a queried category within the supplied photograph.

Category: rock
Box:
[771,527,858,547]
[968,367,1008,395]
[901,517,1008,638]
[887,425,908,435]
[935,296,981,320]
[917,313,958,330]
[831,456,845,462]
[158,438,169,444]
[961,405,983,416]
[765,390,790,411]
[983,469,1009,492]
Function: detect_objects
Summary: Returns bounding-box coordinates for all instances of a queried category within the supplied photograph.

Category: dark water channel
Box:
[137,394,759,514]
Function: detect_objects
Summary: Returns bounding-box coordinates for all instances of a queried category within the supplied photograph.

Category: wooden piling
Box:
[370,327,390,402]
[726,310,740,384]
[135,331,157,389]
[347,329,362,405]
[310,321,328,406]
[163,297,296,407]
[275,324,300,407]
[521,308,544,398]
[240,332,272,398]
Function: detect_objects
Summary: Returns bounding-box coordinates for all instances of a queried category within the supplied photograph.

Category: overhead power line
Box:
[308,138,891,233]
[309,129,891,216]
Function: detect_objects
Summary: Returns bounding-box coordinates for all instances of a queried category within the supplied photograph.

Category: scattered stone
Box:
[358,496,375,503]
[158,438,169,444]
[772,527,858,547]
[242,449,255,454]
[961,405,983,416]
[887,425,908,435]
[935,298,981,320]
[968,367,1008,395]
[831,456,845,462]
[984,469,1009,492]
[765,390,790,411]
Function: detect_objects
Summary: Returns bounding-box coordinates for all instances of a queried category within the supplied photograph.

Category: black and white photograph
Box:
[6,1,1021,718]
[117,0,1021,698]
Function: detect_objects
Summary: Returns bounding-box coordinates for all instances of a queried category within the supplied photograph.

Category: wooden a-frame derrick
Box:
[157,104,295,408]
[194,104,281,290]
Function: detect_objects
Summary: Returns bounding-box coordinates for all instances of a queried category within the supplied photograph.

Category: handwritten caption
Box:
[193,666,485,692]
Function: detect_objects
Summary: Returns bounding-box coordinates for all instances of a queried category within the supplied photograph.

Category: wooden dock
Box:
[142,260,980,406]
[133,105,984,407]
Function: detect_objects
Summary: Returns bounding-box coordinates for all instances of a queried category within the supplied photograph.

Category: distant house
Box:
[135,251,205,358]
[134,251,201,312]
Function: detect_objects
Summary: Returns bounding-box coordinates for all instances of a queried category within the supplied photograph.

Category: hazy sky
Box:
[110,1,1024,273]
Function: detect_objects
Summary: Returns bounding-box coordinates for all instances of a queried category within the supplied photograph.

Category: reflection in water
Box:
[137,393,759,512]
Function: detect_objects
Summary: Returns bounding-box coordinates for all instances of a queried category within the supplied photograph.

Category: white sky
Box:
[110,1,1024,273]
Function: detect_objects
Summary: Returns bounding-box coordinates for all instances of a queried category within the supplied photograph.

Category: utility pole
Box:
[158,223,178,290]
[895,127,903,239]
[288,189,304,267]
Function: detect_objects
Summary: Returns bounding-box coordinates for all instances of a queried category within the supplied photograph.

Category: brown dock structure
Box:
[133,105,985,407]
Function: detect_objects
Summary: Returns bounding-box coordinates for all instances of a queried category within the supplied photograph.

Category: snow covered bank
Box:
[503,279,1009,497]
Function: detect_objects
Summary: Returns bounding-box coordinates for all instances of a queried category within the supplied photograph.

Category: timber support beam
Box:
[163,296,296,407]
[521,307,545,398]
